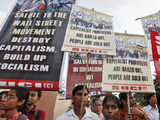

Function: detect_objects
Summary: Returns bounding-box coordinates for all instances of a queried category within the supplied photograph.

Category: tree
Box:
[134,74,160,106]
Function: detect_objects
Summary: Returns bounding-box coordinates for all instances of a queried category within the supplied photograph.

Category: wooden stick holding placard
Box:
[127,92,132,120]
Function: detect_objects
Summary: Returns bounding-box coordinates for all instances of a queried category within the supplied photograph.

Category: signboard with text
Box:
[0,0,75,90]
[141,12,160,60]
[62,5,116,55]
[102,33,155,93]
[66,53,104,98]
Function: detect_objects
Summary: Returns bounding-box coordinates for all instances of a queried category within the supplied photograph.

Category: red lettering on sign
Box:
[111,85,150,92]
[112,86,119,90]
[72,48,79,51]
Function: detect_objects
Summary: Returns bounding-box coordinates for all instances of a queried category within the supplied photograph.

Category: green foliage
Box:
[134,93,148,106]
[134,74,160,106]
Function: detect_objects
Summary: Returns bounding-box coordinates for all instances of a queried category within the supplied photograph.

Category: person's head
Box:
[0,91,8,99]
[72,85,89,108]
[2,87,29,111]
[91,97,102,115]
[0,91,8,109]
[102,94,120,119]
[146,93,157,107]
[27,90,42,106]
[119,92,135,108]
[0,91,8,117]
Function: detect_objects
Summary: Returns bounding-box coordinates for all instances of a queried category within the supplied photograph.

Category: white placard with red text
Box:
[62,5,116,55]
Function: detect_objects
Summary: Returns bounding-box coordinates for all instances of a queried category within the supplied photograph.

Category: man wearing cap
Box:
[143,93,159,120]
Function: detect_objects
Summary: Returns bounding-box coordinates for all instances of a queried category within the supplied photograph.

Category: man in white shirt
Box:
[143,93,159,120]
[56,85,99,120]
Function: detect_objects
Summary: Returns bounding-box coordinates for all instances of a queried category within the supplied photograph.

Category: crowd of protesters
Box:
[57,85,160,120]
[0,85,160,120]
[0,87,45,120]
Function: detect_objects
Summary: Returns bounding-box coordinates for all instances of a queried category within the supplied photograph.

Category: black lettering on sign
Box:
[76,33,83,38]
[123,75,131,80]
[85,41,92,45]
[113,66,121,71]
[108,74,122,80]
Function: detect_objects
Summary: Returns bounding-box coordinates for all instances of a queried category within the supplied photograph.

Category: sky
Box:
[0,0,158,73]
[0,0,16,29]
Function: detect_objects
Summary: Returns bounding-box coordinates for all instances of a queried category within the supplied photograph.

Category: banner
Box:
[0,0,75,90]
[150,30,160,85]
[62,5,116,55]
[66,52,103,98]
[102,33,155,93]
[141,12,160,60]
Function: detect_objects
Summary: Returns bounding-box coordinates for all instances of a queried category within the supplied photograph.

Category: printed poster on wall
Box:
[150,30,160,85]
[62,5,116,55]
[0,0,75,90]
[102,33,155,93]
[66,52,104,99]
[141,12,160,60]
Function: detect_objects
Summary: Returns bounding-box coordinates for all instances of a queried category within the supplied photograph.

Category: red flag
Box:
[150,29,160,85]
